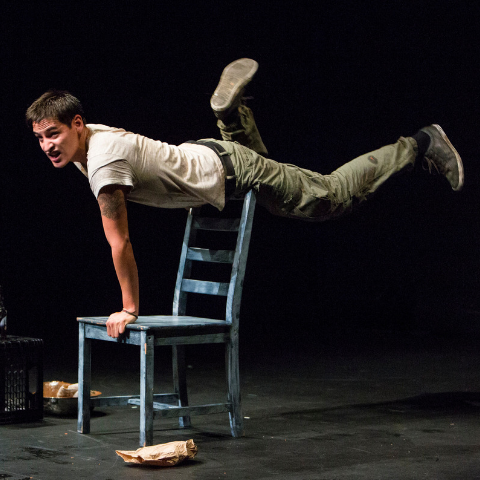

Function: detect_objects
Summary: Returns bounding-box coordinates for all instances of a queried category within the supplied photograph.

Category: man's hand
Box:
[106,310,138,338]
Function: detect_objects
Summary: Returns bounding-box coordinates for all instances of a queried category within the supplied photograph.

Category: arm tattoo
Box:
[98,189,125,220]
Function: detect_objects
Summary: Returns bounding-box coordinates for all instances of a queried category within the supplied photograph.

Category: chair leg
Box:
[139,332,154,447]
[173,345,191,428]
[226,337,244,437]
[77,323,91,434]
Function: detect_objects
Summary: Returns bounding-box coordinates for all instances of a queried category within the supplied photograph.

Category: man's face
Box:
[32,116,83,168]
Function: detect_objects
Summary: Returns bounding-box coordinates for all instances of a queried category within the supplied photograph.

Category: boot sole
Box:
[211,58,259,112]
[432,124,464,191]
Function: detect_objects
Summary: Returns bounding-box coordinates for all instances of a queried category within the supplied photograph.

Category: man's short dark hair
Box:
[26,90,86,128]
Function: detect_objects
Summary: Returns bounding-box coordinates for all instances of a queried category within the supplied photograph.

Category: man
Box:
[26,58,464,338]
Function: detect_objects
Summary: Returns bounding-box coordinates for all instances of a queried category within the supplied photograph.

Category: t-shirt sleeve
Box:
[89,160,135,198]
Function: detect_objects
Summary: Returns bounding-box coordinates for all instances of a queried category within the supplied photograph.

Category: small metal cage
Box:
[1,336,43,424]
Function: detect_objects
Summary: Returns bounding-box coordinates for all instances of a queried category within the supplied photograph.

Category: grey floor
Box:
[2,331,480,480]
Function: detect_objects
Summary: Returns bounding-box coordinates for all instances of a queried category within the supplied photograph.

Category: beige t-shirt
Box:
[74,124,226,210]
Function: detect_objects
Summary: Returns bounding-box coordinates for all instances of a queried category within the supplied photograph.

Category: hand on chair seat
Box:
[106,310,137,338]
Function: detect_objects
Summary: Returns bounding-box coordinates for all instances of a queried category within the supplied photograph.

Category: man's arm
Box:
[98,185,139,338]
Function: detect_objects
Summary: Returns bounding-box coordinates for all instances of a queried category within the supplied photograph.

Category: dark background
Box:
[1,2,480,358]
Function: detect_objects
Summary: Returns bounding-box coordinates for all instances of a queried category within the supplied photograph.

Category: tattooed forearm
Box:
[98,189,125,220]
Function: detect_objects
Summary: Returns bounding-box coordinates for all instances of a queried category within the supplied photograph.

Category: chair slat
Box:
[93,394,179,407]
[154,403,230,418]
[181,279,229,296]
[186,247,235,263]
[193,217,240,232]
[128,398,230,417]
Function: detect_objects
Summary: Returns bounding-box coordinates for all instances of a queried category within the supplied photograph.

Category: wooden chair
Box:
[77,191,256,446]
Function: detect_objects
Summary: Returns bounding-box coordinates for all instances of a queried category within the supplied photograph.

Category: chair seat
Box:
[78,315,230,337]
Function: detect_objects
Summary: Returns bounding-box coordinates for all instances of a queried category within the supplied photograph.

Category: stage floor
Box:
[2,330,480,479]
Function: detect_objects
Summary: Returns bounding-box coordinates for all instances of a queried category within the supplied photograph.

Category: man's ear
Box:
[72,114,84,131]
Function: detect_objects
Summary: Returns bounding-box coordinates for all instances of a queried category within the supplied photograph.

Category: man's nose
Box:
[41,139,53,152]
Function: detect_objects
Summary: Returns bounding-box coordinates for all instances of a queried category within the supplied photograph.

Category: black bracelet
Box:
[122,309,138,319]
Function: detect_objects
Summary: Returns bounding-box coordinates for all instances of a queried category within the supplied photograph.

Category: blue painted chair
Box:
[77,191,256,446]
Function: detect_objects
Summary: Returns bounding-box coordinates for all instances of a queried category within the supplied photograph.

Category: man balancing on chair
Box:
[26,58,464,339]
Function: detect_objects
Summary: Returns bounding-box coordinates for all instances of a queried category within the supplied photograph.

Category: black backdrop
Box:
[1,2,480,356]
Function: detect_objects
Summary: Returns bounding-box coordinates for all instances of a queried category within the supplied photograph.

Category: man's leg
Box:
[217,104,268,157]
[211,58,268,156]
[210,59,463,221]
[215,136,417,221]
[216,127,461,221]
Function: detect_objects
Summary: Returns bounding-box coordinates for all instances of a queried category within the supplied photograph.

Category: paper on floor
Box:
[116,439,198,467]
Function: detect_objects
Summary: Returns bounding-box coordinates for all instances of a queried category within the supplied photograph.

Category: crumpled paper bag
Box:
[57,383,79,398]
[116,439,197,467]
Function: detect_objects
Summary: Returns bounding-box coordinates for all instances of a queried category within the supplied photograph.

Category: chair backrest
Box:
[173,191,256,325]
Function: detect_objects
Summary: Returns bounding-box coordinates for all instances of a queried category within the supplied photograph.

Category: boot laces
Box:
[423,155,445,175]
